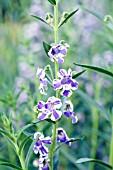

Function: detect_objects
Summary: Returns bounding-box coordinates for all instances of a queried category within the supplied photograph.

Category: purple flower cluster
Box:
[64,100,78,124]
[33,41,79,169]
[37,96,62,121]
[53,68,78,97]
[48,44,68,64]
[57,128,73,146]
[33,132,51,170]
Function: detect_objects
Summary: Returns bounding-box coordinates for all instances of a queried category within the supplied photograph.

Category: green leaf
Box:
[55,138,83,152]
[59,9,79,28]
[77,89,110,121]
[76,158,113,169]
[0,99,8,104]
[72,70,86,79]
[0,162,22,170]
[74,63,113,78]
[31,15,48,25]
[16,124,34,139]
[0,128,14,141]
[43,42,51,57]
[79,6,103,21]
[25,136,39,169]
[18,135,32,155]
[48,0,56,5]
[0,157,9,162]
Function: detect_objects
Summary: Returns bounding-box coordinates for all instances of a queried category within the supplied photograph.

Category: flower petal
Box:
[39,145,48,156]
[57,128,68,143]
[56,56,64,64]
[53,79,62,90]
[33,145,39,154]
[71,80,79,90]
[42,137,52,144]
[61,89,72,97]
[37,68,45,79]
[38,111,49,120]
[58,69,67,78]
[34,132,43,140]
[72,113,78,124]
[64,111,73,118]
[68,68,72,77]
[51,110,62,121]
[39,84,47,95]
[53,99,62,109]
[37,101,45,110]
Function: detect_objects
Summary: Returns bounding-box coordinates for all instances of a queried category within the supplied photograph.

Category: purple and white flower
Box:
[53,68,78,97]
[57,128,73,146]
[48,44,68,64]
[64,100,78,124]
[38,155,50,170]
[37,96,62,121]
[33,132,51,156]
[37,68,48,95]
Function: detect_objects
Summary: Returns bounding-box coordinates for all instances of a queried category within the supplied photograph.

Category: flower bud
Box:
[33,106,38,114]
[104,15,113,30]
[104,15,113,23]
[60,40,70,48]
[60,12,69,23]
[46,13,54,25]
[44,65,50,71]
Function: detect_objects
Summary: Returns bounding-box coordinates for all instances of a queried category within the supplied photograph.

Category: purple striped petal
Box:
[33,145,39,154]
[56,57,64,64]
[42,137,52,144]
[57,128,68,143]
[68,68,72,77]
[37,68,45,79]
[37,101,45,110]
[38,113,48,120]
[72,113,78,124]
[51,110,62,121]
[53,79,62,90]
[58,69,67,78]
[39,145,48,156]
[64,111,73,118]
[61,89,72,97]
[71,80,78,90]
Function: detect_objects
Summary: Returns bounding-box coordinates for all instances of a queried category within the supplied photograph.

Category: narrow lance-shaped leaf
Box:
[43,42,51,57]
[48,0,56,5]
[76,158,113,169]
[74,63,113,78]
[72,70,86,79]
[55,137,83,152]
[0,162,22,170]
[79,6,104,21]
[16,124,34,139]
[31,15,50,26]
[0,128,14,141]
[25,135,40,169]
[59,9,79,28]
[18,135,32,155]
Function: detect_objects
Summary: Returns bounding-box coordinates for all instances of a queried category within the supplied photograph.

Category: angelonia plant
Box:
[0,1,83,170]
[32,0,79,170]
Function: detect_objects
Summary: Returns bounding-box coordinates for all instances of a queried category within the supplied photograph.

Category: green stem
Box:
[110,115,113,166]
[89,83,100,170]
[50,2,59,170]
[15,143,26,170]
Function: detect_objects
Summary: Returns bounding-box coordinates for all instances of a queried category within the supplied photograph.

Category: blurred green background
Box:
[0,0,113,170]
